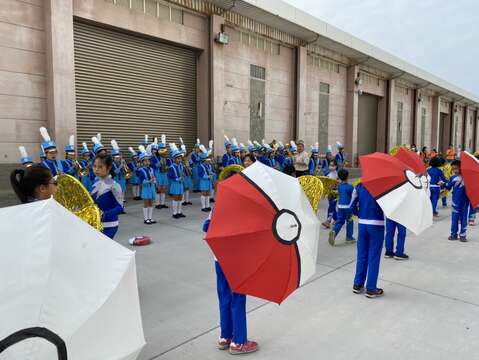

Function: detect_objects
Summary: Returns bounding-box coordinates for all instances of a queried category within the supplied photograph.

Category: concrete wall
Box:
[453,105,464,150]
[0,0,47,164]
[391,85,414,146]
[418,93,433,148]
[222,27,295,144]
[305,57,347,151]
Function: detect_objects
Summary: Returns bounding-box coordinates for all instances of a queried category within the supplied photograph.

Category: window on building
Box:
[318,82,330,149]
[396,102,403,146]
[250,65,266,80]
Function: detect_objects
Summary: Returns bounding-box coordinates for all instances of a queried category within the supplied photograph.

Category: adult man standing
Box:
[293,140,309,177]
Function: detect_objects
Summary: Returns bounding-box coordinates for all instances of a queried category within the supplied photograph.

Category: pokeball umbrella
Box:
[205,161,320,304]
[0,199,145,360]
[460,151,479,208]
[394,147,427,176]
[360,152,433,235]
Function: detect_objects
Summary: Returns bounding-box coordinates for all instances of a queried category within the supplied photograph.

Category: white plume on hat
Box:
[224,135,230,142]
[111,139,120,151]
[138,145,147,154]
[169,143,179,152]
[82,142,89,152]
[278,141,284,147]
[153,137,158,146]
[199,144,208,154]
[18,146,28,158]
[248,140,254,147]
[128,146,136,156]
[91,136,101,145]
[97,133,102,142]
[144,134,149,144]
[161,134,166,145]
[196,138,201,146]
[69,135,75,146]
[39,127,51,142]
[179,137,184,145]
[240,143,245,149]
[336,141,343,148]
[146,144,153,155]
[290,140,297,147]
[181,144,186,153]
[232,138,239,146]
[253,140,261,147]
[209,140,214,149]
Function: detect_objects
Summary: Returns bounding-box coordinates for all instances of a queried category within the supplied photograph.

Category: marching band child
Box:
[153,135,170,209]
[439,157,449,207]
[445,160,471,242]
[10,164,56,203]
[63,135,77,176]
[79,143,93,191]
[428,156,446,217]
[275,142,286,171]
[180,140,193,206]
[222,135,233,168]
[227,138,242,165]
[18,146,33,168]
[329,168,355,246]
[321,145,333,176]
[350,182,385,298]
[39,127,64,176]
[191,139,202,192]
[384,219,408,260]
[91,134,107,158]
[136,145,156,224]
[199,145,213,212]
[335,141,346,169]
[128,147,141,200]
[322,160,338,229]
[168,143,185,219]
[308,143,320,175]
[111,140,127,209]
[239,143,247,158]
[91,154,124,239]
[208,140,217,203]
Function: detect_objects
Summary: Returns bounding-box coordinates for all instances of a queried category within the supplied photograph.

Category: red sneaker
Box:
[229,340,258,355]
[217,338,231,350]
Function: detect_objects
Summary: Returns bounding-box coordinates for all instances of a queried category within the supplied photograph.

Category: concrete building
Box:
[1,0,479,168]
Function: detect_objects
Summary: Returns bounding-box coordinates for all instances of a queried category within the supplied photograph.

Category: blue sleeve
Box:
[308,159,314,175]
[136,169,145,182]
[350,186,359,216]
[203,218,211,232]
[445,177,454,191]
[222,154,228,168]
[440,170,447,183]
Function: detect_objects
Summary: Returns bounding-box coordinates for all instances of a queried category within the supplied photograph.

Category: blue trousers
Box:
[215,261,247,344]
[451,205,470,237]
[441,195,447,207]
[385,219,406,256]
[430,187,440,214]
[327,198,337,222]
[354,224,385,291]
[469,205,477,222]
[102,226,118,239]
[333,208,354,239]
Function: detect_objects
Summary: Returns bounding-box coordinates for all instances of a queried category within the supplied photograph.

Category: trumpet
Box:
[75,160,89,177]
[121,160,133,180]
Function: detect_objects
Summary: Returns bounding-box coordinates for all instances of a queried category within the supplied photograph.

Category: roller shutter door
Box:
[73,21,197,152]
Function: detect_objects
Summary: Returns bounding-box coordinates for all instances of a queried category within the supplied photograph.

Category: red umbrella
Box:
[360,152,432,234]
[460,151,479,208]
[205,162,319,304]
[394,147,427,176]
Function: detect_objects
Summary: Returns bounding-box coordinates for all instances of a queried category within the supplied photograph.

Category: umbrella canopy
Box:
[205,162,320,304]
[0,199,145,360]
[394,147,427,176]
[460,151,479,208]
[360,152,432,235]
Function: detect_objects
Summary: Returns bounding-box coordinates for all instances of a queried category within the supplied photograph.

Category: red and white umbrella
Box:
[360,152,432,235]
[394,147,427,176]
[460,151,479,208]
[205,162,319,304]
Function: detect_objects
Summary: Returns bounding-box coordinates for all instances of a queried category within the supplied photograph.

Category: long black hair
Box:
[10,165,53,203]
[93,154,114,176]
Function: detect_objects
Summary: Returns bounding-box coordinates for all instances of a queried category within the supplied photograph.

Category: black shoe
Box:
[134,196,142,201]
[365,288,384,298]
[448,235,458,241]
[186,202,193,205]
[193,190,201,193]
[206,207,212,211]
[155,205,162,209]
[172,214,180,219]
[352,284,364,294]
[178,213,186,218]
[120,210,126,214]
[182,202,188,206]
[201,208,209,212]
[144,220,152,225]
[149,219,157,224]
[210,198,215,203]
[394,253,409,260]
[161,204,169,209]
[384,251,394,258]
[459,236,468,242]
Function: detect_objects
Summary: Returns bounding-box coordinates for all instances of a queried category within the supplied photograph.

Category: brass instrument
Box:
[298,175,324,212]
[218,164,244,182]
[440,164,452,198]
[121,160,133,180]
[183,154,192,177]
[75,160,89,177]
[159,157,168,173]
[317,176,340,199]
[54,174,103,231]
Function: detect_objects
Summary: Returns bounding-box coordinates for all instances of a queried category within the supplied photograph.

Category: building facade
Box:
[1,0,478,167]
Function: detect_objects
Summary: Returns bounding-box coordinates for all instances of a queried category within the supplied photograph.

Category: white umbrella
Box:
[0,199,145,359]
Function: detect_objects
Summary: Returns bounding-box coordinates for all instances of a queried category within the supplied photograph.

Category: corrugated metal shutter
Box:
[73,21,197,153]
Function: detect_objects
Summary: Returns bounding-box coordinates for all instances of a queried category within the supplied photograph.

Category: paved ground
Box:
[113,193,479,360]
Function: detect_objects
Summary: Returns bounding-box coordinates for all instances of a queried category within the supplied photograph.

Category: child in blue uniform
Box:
[308,143,320,175]
[350,183,385,298]
[136,145,156,225]
[321,145,333,176]
[79,143,93,191]
[168,143,185,219]
[227,139,242,166]
[127,147,141,200]
[198,145,213,212]
[428,156,446,217]
[111,140,127,212]
[445,160,471,242]
[222,135,233,168]
[153,135,170,209]
[18,146,33,168]
[39,127,65,176]
[10,164,56,203]
[91,154,124,239]
[322,160,338,229]
[191,139,202,192]
[335,141,346,169]
[202,172,259,355]
[329,169,355,246]
[180,142,193,206]
[384,219,408,260]
[62,135,77,176]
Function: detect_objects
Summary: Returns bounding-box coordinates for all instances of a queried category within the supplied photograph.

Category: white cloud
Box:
[283,0,479,96]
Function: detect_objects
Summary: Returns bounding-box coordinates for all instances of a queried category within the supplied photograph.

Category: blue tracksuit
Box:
[203,215,247,345]
[469,204,477,223]
[350,184,385,291]
[91,176,123,239]
[445,175,471,237]
[428,167,446,215]
[385,219,406,256]
[333,182,354,239]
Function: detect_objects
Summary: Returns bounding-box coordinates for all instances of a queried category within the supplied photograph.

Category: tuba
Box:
[54,174,103,231]
[74,160,89,177]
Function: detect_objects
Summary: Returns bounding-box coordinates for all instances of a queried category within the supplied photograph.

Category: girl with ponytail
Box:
[10,165,56,203]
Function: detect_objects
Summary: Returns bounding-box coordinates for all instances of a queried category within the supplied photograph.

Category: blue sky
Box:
[284,0,479,97]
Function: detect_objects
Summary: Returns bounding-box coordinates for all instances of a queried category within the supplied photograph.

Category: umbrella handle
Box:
[0,327,67,360]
